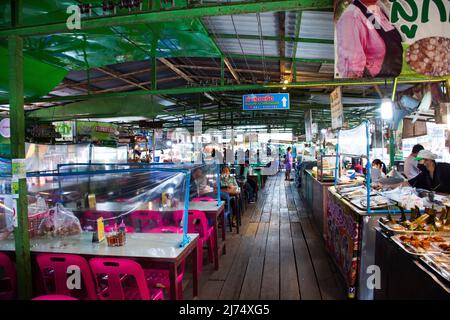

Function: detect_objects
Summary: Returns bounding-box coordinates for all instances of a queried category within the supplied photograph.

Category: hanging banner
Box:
[330,87,344,129]
[334,0,450,79]
[53,121,75,143]
[75,121,120,147]
[305,110,313,142]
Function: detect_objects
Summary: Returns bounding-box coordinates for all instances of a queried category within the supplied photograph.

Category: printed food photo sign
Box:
[334,0,450,79]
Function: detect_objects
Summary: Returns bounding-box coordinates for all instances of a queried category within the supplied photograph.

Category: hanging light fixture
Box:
[380,98,393,120]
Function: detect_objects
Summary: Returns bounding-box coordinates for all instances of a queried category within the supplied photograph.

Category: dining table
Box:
[67,200,227,270]
[0,232,199,300]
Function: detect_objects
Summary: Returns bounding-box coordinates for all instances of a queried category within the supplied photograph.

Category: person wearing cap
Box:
[403,144,424,179]
[407,150,450,194]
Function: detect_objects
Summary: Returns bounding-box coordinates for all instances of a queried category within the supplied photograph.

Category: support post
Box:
[220,55,225,86]
[151,37,157,90]
[9,35,32,300]
[389,78,398,169]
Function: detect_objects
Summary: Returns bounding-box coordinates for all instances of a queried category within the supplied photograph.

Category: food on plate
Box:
[405,37,450,77]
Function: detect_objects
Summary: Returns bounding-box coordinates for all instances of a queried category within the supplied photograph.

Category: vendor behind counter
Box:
[407,150,450,194]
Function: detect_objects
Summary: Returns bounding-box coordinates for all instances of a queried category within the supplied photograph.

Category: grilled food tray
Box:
[391,234,450,256]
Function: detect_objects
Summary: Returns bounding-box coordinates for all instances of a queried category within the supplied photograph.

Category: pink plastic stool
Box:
[187,210,215,274]
[82,210,115,231]
[144,260,186,300]
[32,294,78,300]
[35,254,97,300]
[89,258,164,300]
[0,252,16,300]
[130,210,163,232]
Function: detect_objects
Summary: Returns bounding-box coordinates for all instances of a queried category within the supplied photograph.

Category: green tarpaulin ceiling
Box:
[0,0,221,100]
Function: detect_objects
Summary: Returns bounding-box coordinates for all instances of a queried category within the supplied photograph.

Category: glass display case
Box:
[1,166,194,248]
[317,155,337,182]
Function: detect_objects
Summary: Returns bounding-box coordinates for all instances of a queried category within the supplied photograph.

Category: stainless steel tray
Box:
[379,218,450,236]
[391,234,450,256]
[420,253,450,282]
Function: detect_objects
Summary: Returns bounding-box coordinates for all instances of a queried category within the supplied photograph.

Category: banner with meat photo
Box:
[334,0,450,79]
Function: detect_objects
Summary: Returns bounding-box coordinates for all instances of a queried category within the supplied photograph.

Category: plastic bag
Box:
[38,203,82,237]
[28,196,48,215]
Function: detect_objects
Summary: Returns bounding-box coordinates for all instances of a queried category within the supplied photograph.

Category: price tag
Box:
[12,159,26,179]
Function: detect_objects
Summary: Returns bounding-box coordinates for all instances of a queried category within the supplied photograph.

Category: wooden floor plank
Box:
[191,174,345,301]
[291,222,322,300]
[279,223,300,300]
[218,237,254,300]
[239,256,265,300]
[300,218,345,300]
[251,222,269,258]
[260,217,280,300]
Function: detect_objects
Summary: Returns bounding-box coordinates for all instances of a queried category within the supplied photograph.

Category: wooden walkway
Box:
[184,173,347,300]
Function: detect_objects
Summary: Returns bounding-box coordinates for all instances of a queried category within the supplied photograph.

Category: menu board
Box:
[330,87,344,129]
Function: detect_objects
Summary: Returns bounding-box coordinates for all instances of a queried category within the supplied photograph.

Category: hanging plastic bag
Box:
[38,203,81,237]
[28,196,49,216]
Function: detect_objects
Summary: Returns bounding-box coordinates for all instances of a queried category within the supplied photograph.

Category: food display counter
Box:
[374,228,449,299]
[325,184,450,300]
[301,170,333,239]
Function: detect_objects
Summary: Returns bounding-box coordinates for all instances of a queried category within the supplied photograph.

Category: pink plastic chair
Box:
[143,210,185,299]
[187,210,215,273]
[130,210,163,232]
[0,252,16,300]
[192,197,216,202]
[35,254,97,300]
[104,225,135,233]
[32,294,78,300]
[89,258,164,300]
[82,210,115,231]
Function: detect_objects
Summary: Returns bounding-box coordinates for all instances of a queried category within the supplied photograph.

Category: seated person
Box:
[191,167,213,197]
[220,166,239,195]
[240,161,256,203]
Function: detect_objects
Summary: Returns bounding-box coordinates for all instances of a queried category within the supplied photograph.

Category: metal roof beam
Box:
[9,76,448,105]
[214,33,333,44]
[0,0,332,37]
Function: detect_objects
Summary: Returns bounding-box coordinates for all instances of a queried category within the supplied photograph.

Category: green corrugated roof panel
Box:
[0,0,221,99]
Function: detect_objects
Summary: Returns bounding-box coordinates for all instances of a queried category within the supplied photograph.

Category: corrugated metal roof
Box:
[285,11,334,40]
[286,42,334,60]
[203,12,278,37]
[215,38,279,57]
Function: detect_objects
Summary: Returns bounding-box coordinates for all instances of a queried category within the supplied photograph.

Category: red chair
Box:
[32,294,78,300]
[89,258,164,300]
[0,252,16,300]
[130,210,163,232]
[81,210,115,231]
[187,210,215,273]
[35,254,97,300]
